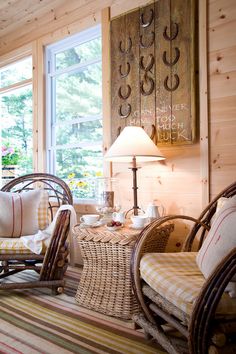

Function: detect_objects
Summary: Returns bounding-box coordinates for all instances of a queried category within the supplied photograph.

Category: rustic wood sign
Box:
[110,0,197,145]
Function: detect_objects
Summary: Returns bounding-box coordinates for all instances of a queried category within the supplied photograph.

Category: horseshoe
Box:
[119,104,131,118]
[163,22,179,41]
[140,75,155,96]
[140,54,155,71]
[162,47,180,67]
[164,74,180,92]
[119,37,132,54]
[117,126,121,137]
[140,8,154,28]
[141,124,156,141]
[140,31,155,48]
[150,124,156,140]
[119,62,130,78]
[118,85,131,100]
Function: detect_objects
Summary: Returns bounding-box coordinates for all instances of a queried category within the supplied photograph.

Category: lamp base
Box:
[125,206,144,218]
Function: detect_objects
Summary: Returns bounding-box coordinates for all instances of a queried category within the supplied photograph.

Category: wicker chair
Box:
[131,182,236,354]
[0,173,73,294]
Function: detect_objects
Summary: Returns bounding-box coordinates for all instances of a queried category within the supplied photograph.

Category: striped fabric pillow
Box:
[196,195,236,283]
[0,190,42,237]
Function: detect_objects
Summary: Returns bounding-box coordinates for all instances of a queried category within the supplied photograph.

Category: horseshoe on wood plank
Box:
[117,126,121,137]
[141,124,156,141]
[140,31,155,48]
[140,54,155,71]
[140,8,154,28]
[118,85,131,100]
[119,103,131,118]
[150,124,156,140]
[164,74,180,92]
[163,22,179,41]
[119,62,130,78]
[140,75,155,96]
[162,47,180,67]
[119,37,132,54]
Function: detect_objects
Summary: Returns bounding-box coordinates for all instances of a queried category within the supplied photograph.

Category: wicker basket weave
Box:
[73,223,174,320]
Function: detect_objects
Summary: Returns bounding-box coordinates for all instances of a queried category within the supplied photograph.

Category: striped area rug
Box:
[0,267,165,354]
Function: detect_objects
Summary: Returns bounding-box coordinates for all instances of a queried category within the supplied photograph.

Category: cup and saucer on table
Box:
[130,215,149,229]
[80,214,102,228]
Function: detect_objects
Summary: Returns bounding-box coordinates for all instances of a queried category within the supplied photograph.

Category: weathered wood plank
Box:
[139,2,155,138]
[110,14,126,141]
[155,0,171,144]
[169,0,197,144]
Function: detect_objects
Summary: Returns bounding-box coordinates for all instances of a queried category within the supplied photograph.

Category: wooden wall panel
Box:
[208,0,236,198]
[210,96,236,123]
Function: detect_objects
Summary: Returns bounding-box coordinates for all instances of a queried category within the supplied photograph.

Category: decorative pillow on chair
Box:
[0,190,42,237]
[38,190,49,230]
[196,195,236,295]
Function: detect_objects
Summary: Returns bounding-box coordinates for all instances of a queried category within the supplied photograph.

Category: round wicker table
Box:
[73,222,174,320]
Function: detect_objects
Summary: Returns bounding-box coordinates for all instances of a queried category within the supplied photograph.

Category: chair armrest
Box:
[40,209,71,281]
[189,247,236,353]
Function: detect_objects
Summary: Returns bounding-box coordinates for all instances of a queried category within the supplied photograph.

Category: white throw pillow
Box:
[0,190,42,237]
[196,195,236,284]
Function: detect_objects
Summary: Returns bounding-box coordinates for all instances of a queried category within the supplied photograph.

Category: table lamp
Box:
[104,126,165,215]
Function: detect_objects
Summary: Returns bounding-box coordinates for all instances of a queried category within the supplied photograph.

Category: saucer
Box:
[106,224,123,231]
[81,221,102,228]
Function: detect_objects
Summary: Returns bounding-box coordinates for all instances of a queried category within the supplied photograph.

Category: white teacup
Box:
[80,214,100,225]
[131,215,148,229]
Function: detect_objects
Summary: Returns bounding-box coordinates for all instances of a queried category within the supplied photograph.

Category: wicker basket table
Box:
[73,223,174,320]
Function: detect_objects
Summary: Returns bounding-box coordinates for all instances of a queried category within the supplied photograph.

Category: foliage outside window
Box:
[46,26,103,201]
[0,57,33,178]
[2,143,22,166]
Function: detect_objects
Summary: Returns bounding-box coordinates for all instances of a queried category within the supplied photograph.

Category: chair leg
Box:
[2,260,9,273]
[52,285,64,295]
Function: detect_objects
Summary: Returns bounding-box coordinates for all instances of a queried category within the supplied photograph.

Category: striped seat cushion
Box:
[140,252,236,316]
[0,237,48,255]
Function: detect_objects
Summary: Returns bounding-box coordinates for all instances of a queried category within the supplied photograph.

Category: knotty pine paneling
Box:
[210,96,236,123]
[209,46,236,75]
[208,0,236,198]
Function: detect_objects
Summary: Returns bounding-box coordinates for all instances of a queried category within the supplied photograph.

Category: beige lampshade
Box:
[105,126,165,162]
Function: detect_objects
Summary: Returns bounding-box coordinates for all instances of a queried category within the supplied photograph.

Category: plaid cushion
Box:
[140,252,236,316]
[0,237,47,255]
[38,190,49,230]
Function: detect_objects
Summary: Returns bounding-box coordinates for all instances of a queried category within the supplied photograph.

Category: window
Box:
[0,56,33,183]
[46,26,103,201]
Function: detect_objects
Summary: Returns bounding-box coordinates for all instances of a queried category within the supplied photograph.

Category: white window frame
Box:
[45,25,102,179]
[0,55,33,185]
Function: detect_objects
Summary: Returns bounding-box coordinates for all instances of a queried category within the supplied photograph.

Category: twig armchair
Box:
[0,173,73,294]
[131,182,236,354]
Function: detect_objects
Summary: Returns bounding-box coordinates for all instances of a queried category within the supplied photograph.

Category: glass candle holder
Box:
[95,177,121,223]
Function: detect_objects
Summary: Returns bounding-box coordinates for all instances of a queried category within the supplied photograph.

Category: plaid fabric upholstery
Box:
[0,237,47,255]
[140,252,236,316]
[38,190,49,230]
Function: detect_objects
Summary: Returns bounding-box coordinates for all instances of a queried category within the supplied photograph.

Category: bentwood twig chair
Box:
[131,181,236,354]
[0,173,73,294]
